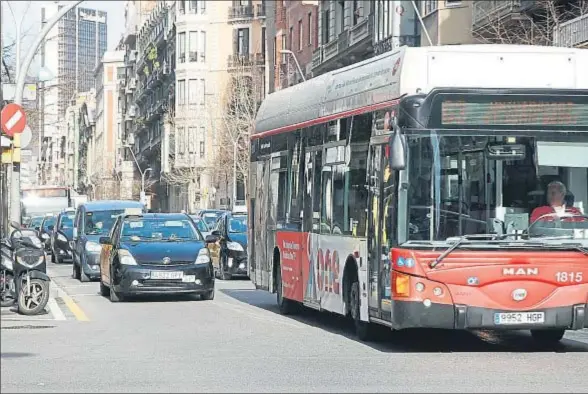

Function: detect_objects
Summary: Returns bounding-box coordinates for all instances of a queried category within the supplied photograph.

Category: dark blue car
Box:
[98,212,214,302]
[51,208,76,264]
[72,200,145,282]
[206,212,248,280]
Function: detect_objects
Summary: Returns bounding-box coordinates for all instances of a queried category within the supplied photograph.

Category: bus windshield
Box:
[399,134,588,243]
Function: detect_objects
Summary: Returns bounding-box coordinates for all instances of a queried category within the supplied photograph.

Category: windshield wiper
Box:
[429,234,506,269]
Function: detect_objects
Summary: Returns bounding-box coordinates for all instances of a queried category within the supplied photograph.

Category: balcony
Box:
[227,53,265,69]
[256,3,266,18]
[472,0,536,31]
[312,48,322,69]
[229,5,254,21]
[554,14,588,48]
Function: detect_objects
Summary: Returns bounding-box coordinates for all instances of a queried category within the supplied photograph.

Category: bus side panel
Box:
[275,231,304,302]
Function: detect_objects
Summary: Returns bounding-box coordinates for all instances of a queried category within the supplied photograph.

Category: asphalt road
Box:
[1,261,587,393]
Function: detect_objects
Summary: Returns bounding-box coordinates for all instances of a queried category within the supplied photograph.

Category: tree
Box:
[210,57,265,204]
[473,0,588,46]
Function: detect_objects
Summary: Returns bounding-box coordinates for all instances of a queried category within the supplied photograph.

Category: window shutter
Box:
[232,29,239,55]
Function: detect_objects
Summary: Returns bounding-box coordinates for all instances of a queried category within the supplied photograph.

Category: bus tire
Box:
[276,261,294,315]
[351,281,373,341]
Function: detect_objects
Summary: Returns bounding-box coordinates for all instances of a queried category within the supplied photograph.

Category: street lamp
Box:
[123,144,151,205]
[279,50,306,82]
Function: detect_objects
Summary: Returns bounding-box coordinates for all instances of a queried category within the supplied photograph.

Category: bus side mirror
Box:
[388,123,407,170]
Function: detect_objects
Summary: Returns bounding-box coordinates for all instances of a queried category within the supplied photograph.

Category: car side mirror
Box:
[205,235,219,243]
[48,225,54,231]
[211,230,221,237]
[99,237,111,245]
[34,226,40,231]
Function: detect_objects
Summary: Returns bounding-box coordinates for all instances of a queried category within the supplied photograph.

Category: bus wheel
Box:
[276,262,294,315]
[351,281,373,341]
[531,329,565,345]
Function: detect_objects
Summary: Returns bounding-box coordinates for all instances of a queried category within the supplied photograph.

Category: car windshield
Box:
[120,218,201,241]
[190,216,209,233]
[59,214,75,229]
[30,217,44,228]
[202,213,221,228]
[528,212,588,241]
[228,216,247,233]
[42,217,56,230]
[396,134,588,245]
[84,209,125,235]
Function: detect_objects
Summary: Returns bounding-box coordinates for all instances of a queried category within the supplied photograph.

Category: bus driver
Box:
[530,181,582,223]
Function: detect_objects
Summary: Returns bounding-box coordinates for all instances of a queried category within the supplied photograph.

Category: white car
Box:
[190,216,211,238]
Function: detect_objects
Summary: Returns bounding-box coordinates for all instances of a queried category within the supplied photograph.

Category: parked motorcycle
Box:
[0,238,15,307]
[4,222,51,315]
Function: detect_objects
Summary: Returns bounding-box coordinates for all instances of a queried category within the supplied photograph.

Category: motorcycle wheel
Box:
[0,273,15,307]
[18,278,50,315]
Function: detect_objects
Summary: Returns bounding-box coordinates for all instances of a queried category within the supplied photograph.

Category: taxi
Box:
[98,209,214,302]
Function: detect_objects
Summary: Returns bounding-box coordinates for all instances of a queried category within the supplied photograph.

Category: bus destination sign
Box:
[440,99,588,129]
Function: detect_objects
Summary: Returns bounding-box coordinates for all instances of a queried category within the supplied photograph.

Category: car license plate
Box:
[494,312,545,325]
[150,271,183,280]
[182,275,196,283]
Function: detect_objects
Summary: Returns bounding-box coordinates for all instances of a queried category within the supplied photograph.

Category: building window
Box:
[188,79,198,104]
[201,0,206,13]
[199,127,205,158]
[281,33,287,63]
[308,12,312,46]
[179,0,185,14]
[338,0,345,33]
[298,20,303,51]
[424,0,438,15]
[235,28,250,55]
[321,1,330,44]
[178,126,186,155]
[261,27,266,57]
[445,0,461,6]
[189,0,198,13]
[188,127,196,153]
[178,32,186,63]
[189,31,198,62]
[289,26,294,50]
[199,79,205,105]
[200,31,206,62]
[178,79,186,105]
[352,0,360,25]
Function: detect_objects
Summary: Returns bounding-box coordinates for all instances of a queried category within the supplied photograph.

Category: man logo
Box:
[512,288,527,301]
[162,257,171,265]
[503,267,539,276]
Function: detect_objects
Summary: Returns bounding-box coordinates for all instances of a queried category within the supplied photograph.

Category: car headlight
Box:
[86,241,101,253]
[226,241,244,252]
[16,255,44,268]
[118,249,138,265]
[195,249,210,265]
[57,233,68,242]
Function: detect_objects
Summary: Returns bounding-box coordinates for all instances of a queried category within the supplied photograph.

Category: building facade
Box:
[312,0,375,76]
[40,4,108,187]
[273,0,319,91]
[372,0,419,55]
[418,0,474,46]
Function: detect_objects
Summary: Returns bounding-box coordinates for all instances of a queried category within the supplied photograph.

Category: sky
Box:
[2,0,125,75]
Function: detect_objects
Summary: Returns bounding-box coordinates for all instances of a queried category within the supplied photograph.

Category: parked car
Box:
[71,200,145,282]
[206,212,248,280]
[26,216,44,230]
[190,216,211,238]
[195,209,228,229]
[50,208,76,264]
[98,211,214,302]
[39,214,57,251]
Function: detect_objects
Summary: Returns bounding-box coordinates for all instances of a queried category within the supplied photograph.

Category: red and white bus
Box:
[248,45,588,345]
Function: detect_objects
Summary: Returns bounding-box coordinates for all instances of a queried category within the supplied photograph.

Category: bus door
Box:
[367,143,392,319]
[252,159,270,290]
[302,148,322,307]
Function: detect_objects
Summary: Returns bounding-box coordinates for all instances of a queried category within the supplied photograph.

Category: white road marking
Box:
[47,297,66,321]
[5,110,23,130]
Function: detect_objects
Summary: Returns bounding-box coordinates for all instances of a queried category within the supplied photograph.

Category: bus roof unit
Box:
[253,44,588,137]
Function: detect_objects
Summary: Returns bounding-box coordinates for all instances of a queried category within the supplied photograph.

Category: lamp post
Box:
[278,50,306,82]
[124,145,151,205]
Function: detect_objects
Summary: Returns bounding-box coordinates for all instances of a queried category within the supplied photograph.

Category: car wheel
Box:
[72,263,80,280]
[351,281,374,341]
[51,250,56,264]
[99,281,110,297]
[80,268,90,283]
[220,255,231,281]
[201,290,214,301]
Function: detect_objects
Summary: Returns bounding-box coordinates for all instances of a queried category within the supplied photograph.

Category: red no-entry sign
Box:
[1,103,27,137]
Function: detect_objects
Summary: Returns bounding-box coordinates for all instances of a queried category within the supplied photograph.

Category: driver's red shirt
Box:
[530,205,582,223]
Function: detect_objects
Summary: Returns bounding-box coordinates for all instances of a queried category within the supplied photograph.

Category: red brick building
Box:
[274,1,319,91]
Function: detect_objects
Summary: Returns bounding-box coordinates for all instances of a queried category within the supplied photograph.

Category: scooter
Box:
[5,222,51,315]
[0,239,16,307]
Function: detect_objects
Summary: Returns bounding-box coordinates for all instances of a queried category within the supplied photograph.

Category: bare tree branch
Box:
[473,0,588,46]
